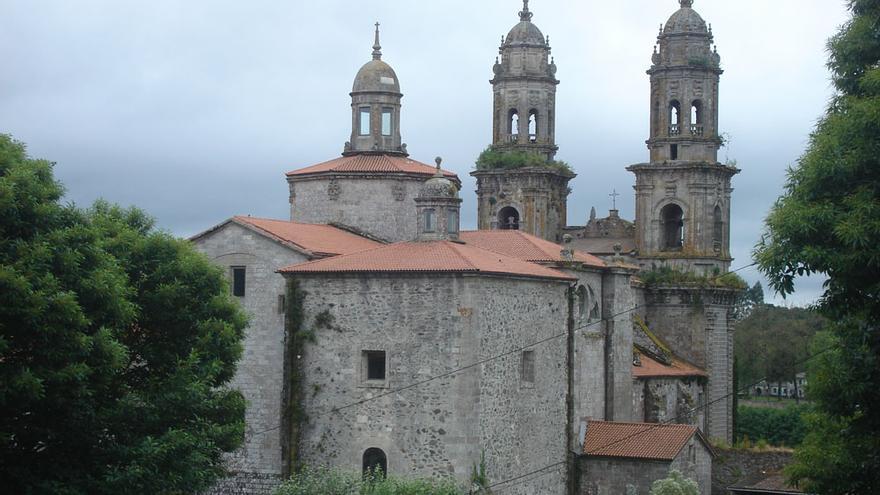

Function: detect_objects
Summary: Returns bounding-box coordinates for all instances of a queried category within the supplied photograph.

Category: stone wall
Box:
[633,377,706,432]
[578,437,711,495]
[602,268,637,422]
[566,269,607,435]
[639,286,737,442]
[193,222,308,492]
[287,174,429,242]
[292,273,570,494]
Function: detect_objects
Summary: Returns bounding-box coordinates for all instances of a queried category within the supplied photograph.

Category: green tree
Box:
[753,0,880,492]
[0,135,248,494]
[649,470,698,495]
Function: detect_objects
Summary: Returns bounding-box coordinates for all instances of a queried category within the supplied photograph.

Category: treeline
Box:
[736,405,809,448]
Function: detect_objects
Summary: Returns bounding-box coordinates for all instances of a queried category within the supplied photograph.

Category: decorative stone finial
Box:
[434,156,443,177]
[372,22,382,60]
[519,0,533,21]
[680,0,694,8]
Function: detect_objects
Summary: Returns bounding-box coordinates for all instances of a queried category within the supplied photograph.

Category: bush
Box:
[650,470,698,495]
[736,404,810,447]
[274,467,465,495]
[474,146,573,174]
[640,266,747,289]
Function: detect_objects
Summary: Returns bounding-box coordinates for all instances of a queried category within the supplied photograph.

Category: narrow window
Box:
[577,286,587,320]
[691,101,702,125]
[447,210,459,233]
[231,266,246,297]
[713,205,723,250]
[359,107,371,135]
[277,294,286,314]
[381,108,392,136]
[660,204,684,250]
[588,286,600,321]
[670,101,681,126]
[498,206,520,230]
[363,448,388,478]
[670,144,679,160]
[424,209,435,232]
[528,109,538,142]
[363,351,386,381]
[521,350,535,383]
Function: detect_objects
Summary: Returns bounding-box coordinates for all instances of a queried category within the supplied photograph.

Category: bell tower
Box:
[490,0,559,159]
[472,1,573,243]
[627,0,739,274]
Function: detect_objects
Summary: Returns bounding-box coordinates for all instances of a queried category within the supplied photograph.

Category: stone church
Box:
[193,1,738,494]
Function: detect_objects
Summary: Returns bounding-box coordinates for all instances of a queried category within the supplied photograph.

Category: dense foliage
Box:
[734,305,826,389]
[753,0,880,492]
[474,147,573,175]
[736,405,809,448]
[649,470,698,495]
[273,467,465,495]
[0,135,248,494]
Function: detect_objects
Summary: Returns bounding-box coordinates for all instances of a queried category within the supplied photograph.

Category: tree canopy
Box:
[0,135,248,494]
[754,0,880,492]
[649,470,698,495]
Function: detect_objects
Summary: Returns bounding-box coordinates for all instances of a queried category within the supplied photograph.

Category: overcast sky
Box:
[2,0,850,306]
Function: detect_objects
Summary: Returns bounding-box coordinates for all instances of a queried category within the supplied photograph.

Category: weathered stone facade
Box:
[291,273,570,494]
[633,377,706,431]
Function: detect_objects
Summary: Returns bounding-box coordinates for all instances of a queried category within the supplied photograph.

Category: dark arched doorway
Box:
[362,448,387,478]
[498,206,520,230]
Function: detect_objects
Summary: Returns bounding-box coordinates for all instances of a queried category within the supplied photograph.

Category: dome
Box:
[505,20,546,46]
[419,175,459,199]
[352,59,400,94]
[663,2,708,35]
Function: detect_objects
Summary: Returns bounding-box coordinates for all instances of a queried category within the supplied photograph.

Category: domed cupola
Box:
[345,23,407,157]
[415,158,462,241]
[663,0,709,35]
[503,1,547,47]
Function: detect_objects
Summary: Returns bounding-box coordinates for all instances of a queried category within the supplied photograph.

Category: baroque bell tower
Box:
[472,0,573,242]
[627,0,739,274]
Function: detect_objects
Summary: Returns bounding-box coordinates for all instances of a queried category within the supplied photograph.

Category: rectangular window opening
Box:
[359,107,371,135]
[364,351,386,381]
[232,266,246,297]
[278,294,286,314]
[381,108,392,136]
[521,350,535,384]
[670,144,679,160]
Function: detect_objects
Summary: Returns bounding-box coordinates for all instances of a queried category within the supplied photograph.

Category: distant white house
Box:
[750,373,807,399]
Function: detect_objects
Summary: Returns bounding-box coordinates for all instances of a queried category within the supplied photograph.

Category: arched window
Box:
[577,286,588,321]
[691,100,703,136]
[713,205,723,251]
[498,207,520,230]
[509,109,519,141]
[660,204,684,250]
[669,100,681,136]
[362,448,387,479]
[424,209,435,233]
[528,109,538,142]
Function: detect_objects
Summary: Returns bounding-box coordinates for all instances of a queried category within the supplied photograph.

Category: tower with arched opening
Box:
[627,0,739,274]
[471,0,573,242]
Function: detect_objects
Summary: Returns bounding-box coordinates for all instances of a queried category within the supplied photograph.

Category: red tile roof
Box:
[459,230,606,268]
[287,154,459,181]
[279,240,576,281]
[582,420,704,461]
[191,216,381,257]
[632,351,707,379]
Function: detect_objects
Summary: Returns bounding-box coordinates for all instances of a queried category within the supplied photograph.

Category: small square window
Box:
[521,350,535,384]
[231,266,246,297]
[363,351,386,383]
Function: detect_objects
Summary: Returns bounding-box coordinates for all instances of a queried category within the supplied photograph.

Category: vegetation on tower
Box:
[474,146,573,174]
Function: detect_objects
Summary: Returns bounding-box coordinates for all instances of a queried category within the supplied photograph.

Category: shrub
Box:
[474,146,573,175]
[274,466,465,495]
[736,404,810,447]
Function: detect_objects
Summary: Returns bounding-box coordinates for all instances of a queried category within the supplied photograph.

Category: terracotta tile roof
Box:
[226,216,380,257]
[279,240,576,281]
[459,230,606,268]
[582,420,703,461]
[287,154,459,181]
[633,351,707,379]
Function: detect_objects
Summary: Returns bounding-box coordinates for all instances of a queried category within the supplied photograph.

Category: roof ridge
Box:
[444,240,479,271]
[276,239,395,272]
[232,216,311,254]
[588,419,695,429]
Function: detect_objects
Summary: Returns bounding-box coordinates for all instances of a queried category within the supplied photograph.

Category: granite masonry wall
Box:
[193,222,307,495]
[578,435,712,495]
[711,448,794,495]
[633,377,707,432]
[288,175,433,242]
[291,273,571,494]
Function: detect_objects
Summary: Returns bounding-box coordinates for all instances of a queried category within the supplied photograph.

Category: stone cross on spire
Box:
[372,22,382,60]
[679,0,694,8]
[519,0,533,21]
